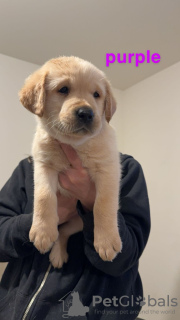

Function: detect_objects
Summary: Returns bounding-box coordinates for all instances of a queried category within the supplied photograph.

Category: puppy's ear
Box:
[104,80,117,122]
[19,69,47,117]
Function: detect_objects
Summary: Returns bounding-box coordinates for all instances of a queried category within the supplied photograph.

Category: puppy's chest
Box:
[32,137,99,174]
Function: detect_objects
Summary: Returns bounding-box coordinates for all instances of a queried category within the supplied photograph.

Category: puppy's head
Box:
[19,56,116,144]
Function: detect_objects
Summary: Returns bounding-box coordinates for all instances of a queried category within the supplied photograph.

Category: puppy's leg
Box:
[93,166,122,262]
[49,215,83,268]
[29,162,59,253]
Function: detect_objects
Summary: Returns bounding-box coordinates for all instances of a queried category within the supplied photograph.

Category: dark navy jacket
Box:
[0,154,150,320]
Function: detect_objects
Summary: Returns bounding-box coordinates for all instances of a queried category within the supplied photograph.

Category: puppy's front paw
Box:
[94,230,122,261]
[49,237,69,269]
[29,223,59,254]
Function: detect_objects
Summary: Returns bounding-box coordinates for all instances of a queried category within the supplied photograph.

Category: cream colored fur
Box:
[19,56,122,268]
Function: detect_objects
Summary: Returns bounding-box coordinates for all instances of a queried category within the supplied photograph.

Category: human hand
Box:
[57,191,78,225]
[59,143,96,212]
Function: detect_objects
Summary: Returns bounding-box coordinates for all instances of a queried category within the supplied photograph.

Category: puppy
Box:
[19,56,122,268]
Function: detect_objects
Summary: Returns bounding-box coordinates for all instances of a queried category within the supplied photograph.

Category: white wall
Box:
[0,53,38,187]
[0,54,179,320]
[118,62,180,320]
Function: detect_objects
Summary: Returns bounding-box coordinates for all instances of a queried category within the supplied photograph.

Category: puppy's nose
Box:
[76,107,94,123]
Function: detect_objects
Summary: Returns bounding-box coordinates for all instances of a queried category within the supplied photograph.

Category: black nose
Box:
[76,107,94,123]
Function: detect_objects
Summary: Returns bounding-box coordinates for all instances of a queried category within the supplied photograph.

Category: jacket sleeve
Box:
[77,155,151,277]
[0,160,35,261]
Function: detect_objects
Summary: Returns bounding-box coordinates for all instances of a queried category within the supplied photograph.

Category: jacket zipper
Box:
[22,263,52,320]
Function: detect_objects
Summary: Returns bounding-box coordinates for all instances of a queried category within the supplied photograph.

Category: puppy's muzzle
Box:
[76,107,94,124]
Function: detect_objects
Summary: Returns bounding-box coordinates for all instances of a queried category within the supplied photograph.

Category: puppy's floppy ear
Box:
[104,80,117,122]
[19,69,47,117]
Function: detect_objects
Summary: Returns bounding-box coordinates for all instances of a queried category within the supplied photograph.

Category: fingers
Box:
[59,172,71,191]
[60,143,82,169]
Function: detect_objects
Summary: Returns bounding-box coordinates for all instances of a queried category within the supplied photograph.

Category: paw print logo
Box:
[136,296,146,306]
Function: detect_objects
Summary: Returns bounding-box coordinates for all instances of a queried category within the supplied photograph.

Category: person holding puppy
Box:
[0,143,150,320]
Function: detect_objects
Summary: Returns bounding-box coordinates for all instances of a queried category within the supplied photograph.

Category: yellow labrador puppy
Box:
[19,56,122,268]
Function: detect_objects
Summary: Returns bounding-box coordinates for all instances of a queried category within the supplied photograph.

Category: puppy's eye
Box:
[58,86,69,94]
[93,91,100,98]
